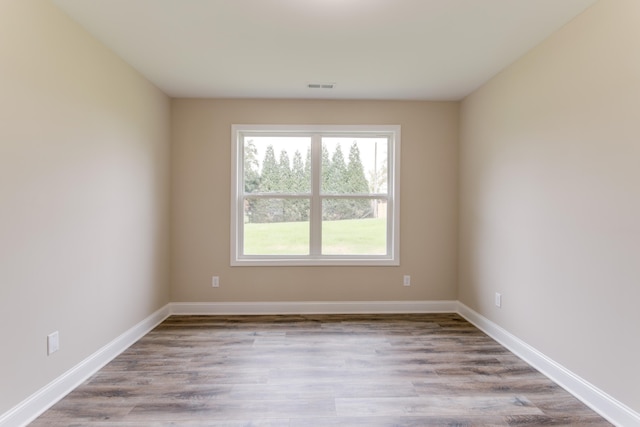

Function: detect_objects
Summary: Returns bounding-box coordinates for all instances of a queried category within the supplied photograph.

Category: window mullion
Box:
[310,134,322,255]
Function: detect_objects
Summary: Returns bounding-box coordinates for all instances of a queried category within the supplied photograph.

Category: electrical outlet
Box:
[403,275,411,286]
[47,331,59,355]
[495,292,502,308]
[212,276,220,287]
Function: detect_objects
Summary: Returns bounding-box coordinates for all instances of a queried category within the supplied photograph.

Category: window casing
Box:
[231,124,400,266]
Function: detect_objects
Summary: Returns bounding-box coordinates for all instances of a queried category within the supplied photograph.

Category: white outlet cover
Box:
[47,331,59,355]
[495,292,502,308]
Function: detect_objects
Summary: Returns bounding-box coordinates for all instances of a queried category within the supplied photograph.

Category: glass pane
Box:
[321,137,388,194]
[243,198,310,255]
[244,136,311,194]
[322,198,387,255]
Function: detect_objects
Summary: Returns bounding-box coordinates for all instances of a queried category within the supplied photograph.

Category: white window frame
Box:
[231,124,400,266]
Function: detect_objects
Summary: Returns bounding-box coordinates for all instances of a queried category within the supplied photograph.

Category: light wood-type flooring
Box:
[31,314,611,426]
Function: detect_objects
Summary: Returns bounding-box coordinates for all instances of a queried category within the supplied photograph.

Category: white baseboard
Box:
[170,300,458,315]
[0,304,171,427]
[457,302,640,427]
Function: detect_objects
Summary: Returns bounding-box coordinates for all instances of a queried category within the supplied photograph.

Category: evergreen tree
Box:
[278,149,294,221]
[253,145,281,223]
[278,149,292,192]
[290,150,308,221]
[260,145,279,191]
[321,143,331,193]
[323,144,352,219]
[292,150,306,191]
[346,142,369,193]
[328,144,347,192]
[346,142,373,218]
[304,147,311,186]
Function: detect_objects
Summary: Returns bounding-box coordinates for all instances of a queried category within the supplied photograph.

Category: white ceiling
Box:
[51,0,598,100]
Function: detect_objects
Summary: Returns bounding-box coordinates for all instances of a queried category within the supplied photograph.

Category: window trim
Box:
[231,124,400,266]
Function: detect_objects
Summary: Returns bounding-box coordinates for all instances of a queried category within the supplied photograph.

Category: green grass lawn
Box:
[244,218,386,255]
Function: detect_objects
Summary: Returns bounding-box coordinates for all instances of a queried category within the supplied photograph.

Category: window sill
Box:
[231,257,400,267]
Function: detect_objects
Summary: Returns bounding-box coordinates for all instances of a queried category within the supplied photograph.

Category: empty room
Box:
[1,0,638,426]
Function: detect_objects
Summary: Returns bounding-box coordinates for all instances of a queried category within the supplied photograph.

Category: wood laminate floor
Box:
[31,314,611,426]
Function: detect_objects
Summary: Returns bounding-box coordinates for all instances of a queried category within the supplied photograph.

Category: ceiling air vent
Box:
[308,83,335,89]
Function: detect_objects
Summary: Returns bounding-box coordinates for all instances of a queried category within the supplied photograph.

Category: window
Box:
[231,124,400,266]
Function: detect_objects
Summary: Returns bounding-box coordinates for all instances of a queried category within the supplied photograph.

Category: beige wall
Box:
[459,0,640,413]
[0,0,171,414]
[171,99,458,302]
